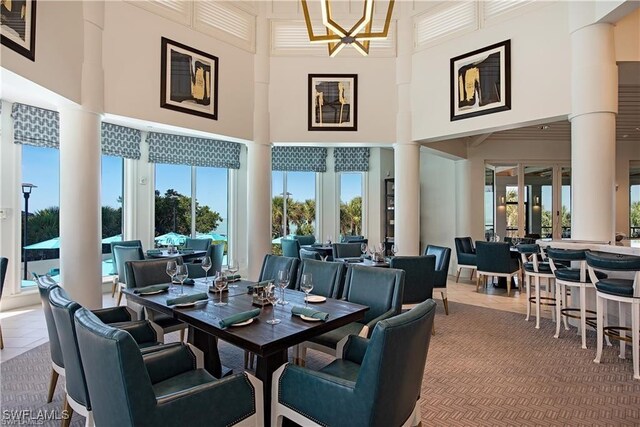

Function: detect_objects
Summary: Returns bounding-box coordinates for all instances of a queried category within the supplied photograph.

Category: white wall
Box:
[0,1,83,104]
[102,1,255,141]
[412,2,571,142]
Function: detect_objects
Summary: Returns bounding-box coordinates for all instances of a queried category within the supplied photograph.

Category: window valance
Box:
[147,132,241,169]
[272,146,327,172]
[12,103,60,148]
[101,123,141,160]
[334,147,370,172]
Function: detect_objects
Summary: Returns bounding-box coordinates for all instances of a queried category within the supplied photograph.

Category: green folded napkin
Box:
[219,308,261,329]
[146,249,162,255]
[172,278,195,286]
[167,292,208,306]
[291,305,329,321]
[133,284,170,294]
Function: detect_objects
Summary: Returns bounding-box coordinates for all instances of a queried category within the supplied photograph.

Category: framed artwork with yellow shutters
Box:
[161,37,219,120]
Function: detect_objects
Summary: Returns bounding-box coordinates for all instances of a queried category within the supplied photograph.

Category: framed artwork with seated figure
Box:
[0,0,36,61]
[308,74,357,131]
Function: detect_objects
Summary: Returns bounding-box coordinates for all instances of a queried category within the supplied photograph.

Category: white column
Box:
[59,1,105,308]
[393,12,420,256]
[570,22,618,242]
[246,9,272,280]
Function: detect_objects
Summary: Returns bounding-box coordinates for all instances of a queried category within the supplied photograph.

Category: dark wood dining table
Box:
[146,249,207,261]
[122,281,368,426]
[300,244,333,260]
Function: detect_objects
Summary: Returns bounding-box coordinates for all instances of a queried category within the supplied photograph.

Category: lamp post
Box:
[169,194,178,232]
[281,191,292,236]
[21,183,37,280]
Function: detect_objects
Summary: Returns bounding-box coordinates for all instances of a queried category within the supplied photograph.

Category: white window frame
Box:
[336,171,367,241]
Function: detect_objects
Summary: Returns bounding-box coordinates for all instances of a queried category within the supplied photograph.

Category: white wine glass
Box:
[166,261,178,293]
[174,264,188,296]
[391,244,398,256]
[277,269,289,305]
[265,285,281,325]
[201,256,212,284]
[300,273,314,307]
[360,243,368,258]
[227,260,239,288]
[213,272,227,306]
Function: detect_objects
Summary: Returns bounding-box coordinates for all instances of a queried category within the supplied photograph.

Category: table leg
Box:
[188,326,222,379]
[256,350,289,427]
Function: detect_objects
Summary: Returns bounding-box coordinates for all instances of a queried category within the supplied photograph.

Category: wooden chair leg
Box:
[61,395,73,427]
[431,321,435,336]
[441,292,449,315]
[116,289,123,306]
[46,369,59,403]
[0,324,3,350]
[111,279,117,298]
[455,268,461,283]
[179,328,185,343]
[470,269,475,280]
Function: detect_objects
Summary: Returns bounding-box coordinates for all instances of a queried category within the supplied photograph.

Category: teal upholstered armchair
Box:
[258,255,299,289]
[298,265,404,364]
[390,255,436,306]
[291,234,316,246]
[476,241,520,297]
[332,242,363,259]
[273,299,436,427]
[281,238,301,259]
[294,259,346,298]
[299,248,322,260]
[184,237,212,251]
[111,241,145,305]
[74,308,263,427]
[186,242,224,278]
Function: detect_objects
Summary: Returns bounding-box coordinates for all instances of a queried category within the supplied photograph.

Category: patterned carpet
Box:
[1,302,639,426]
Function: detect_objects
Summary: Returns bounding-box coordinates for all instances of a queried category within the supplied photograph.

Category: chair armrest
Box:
[91,306,132,324]
[362,308,397,337]
[143,343,197,384]
[155,373,259,426]
[110,320,158,346]
[340,335,369,365]
[139,342,184,356]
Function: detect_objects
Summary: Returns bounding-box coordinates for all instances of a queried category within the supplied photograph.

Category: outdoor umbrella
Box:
[24,237,61,250]
[101,234,122,244]
[196,232,228,241]
[154,232,188,246]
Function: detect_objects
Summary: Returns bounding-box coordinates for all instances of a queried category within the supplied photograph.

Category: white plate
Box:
[305,295,327,303]
[138,290,165,296]
[174,301,197,308]
[300,315,322,322]
[231,318,254,327]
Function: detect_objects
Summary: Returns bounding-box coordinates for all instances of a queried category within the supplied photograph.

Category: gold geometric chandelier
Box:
[301,0,395,57]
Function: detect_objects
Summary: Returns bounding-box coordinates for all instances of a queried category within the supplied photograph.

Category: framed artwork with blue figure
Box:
[450,40,511,121]
[160,37,219,120]
[1,0,36,61]
[308,74,357,131]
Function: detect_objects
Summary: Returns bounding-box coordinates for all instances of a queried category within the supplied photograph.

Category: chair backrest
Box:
[110,240,143,273]
[125,257,182,289]
[74,308,157,426]
[357,299,436,427]
[299,248,322,261]
[454,237,474,255]
[476,241,519,274]
[258,255,299,288]
[205,243,225,274]
[424,245,451,288]
[36,275,65,368]
[281,239,301,259]
[291,235,316,246]
[185,238,211,251]
[113,244,145,283]
[390,256,436,304]
[332,242,363,258]
[295,259,345,298]
[585,251,640,297]
[0,257,7,300]
[546,247,586,262]
[342,235,366,243]
[342,266,404,323]
[49,287,91,410]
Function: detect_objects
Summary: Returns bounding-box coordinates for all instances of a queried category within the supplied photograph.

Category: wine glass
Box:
[276,269,289,305]
[265,285,281,325]
[166,261,178,292]
[227,260,239,288]
[174,264,188,296]
[300,273,314,307]
[201,256,212,284]
[391,244,398,256]
[360,243,368,259]
[326,234,333,245]
[213,272,227,306]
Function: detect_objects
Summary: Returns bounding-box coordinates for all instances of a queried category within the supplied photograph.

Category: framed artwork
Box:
[1,0,37,61]
[308,74,357,131]
[161,37,219,120]
[450,40,511,121]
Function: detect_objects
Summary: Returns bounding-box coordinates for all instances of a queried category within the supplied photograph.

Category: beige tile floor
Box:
[0,275,557,363]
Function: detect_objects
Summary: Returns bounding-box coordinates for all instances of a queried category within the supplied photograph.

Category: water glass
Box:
[174,264,188,296]
[166,261,178,292]
[360,243,368,258]
[277,269,289,305]
[300,273,314,307]
[213,272,227,306]
[227,260,239,288]
[391,244,398,256]
[201,256,212,284]
[265,285,281,325]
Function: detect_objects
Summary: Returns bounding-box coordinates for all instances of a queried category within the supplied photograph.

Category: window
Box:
[484,167,494,238]
[339,172,363,240]
[272,171,317,242]
[154,164,229,248]
[101,155,124,276]
[630,165,639,238]
[21,145,60,287]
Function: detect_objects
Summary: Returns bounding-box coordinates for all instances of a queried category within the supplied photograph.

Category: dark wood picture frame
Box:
[0,0,37,61]
[160,37,219,120]
[308,74,358,131]
[450,40,511,121]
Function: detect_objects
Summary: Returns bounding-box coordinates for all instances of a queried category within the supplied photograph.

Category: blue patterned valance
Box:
[147,132,241,169]
[12,103,60,148]
[101,123,141,159]
[334,147,370,172]
[272,146,327,172]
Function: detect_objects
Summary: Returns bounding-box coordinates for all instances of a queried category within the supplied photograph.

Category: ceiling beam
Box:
[468,133,493,148]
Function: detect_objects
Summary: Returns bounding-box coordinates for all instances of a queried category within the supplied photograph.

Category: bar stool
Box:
[547,248,607,349]
[517,244,556,329]
[586,251,640,380]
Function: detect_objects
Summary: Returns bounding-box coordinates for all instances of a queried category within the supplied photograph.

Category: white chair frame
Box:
[455,264,476,282]
[519,252,556,329]
[476,269,520,297]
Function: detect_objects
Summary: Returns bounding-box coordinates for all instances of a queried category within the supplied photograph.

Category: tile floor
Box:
[0,275,556,363]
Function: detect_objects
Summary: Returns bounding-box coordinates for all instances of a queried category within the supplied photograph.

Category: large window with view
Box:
[101,155,123,276]
[21,145,60,287]
[339,173,363,241]
[272,171,316,253]
[631,165,640,238]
